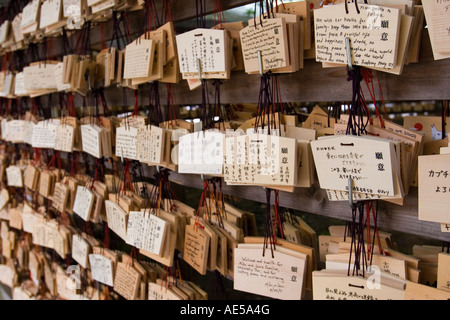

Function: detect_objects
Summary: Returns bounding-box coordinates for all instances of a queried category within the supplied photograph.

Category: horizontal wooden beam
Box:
[94,56,450,111]
[162,28,450,104]
[156,0,257,23]
[167,170,450,242]
[57,56,450,114]
[93,29,449,107]
[163,60,450,105]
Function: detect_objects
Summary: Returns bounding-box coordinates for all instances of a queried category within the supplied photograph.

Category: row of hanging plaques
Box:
[0,0,447,100]
[2,105,450,228]
[0,105,446,192]
[0,146,449,300]
[1,104,450,300]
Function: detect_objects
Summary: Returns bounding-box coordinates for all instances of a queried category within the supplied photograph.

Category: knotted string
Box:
[132,89,140,117]
[75,20,92,56]
[148,82,163,125]
[273,190,284,239]
[166,84,179,125]
[162,0,174,24]
[145,164,173,215]
[255,72,273,133]
[328,103,342,127]
[195,180,211,229]
[62,28,74,56]
[130,161,148,199]
[194,179,224,228]
[266,0,275,18]
[368,200,383,263]
[119,159,133,197]
[254,1,265,27]
[346,66,369,136]
[347,202,367,277]
[103,222,110,250]
[209,178,225,228]
[213,79,225,130]
[200,79,211,130]
[144,0,161,32]
[196,0,207,29]
[344,43,379,277]
[110,11,131,50]
[361,68,385,128]
[263,188,276,259]
[272,74,284,134]
[160,169,180,208]
[213,0,226,27]
[375,72,388,120]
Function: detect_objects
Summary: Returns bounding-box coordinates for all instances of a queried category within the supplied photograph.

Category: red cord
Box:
[376,71,388,120]
[133,90,139,116]
[362,68,385,128]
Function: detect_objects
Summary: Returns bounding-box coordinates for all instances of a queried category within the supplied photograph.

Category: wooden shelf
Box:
[166,170,450,242]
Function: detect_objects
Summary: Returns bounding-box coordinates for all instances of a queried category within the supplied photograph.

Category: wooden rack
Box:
[152,1,449,242]
[19,0,450,242]
[36,0,450,107]
[167,171,448,242]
